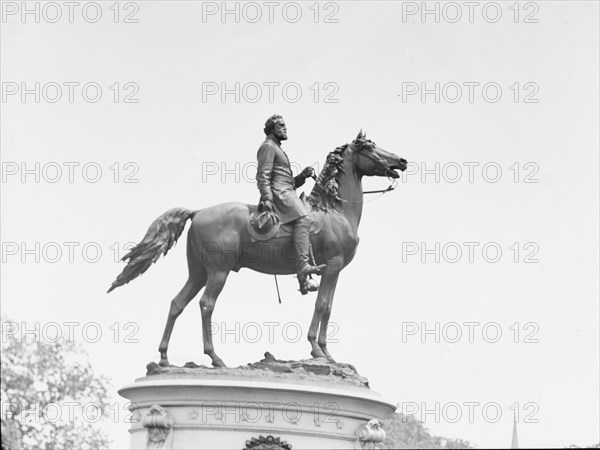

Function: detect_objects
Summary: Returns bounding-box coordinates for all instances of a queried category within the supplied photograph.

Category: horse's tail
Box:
[107,207,198,293]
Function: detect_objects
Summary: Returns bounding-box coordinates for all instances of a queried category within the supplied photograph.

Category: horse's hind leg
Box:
[199,270,229,368]
[158,247,207,366]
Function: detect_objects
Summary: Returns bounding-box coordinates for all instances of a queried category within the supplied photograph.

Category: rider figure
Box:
[256,114,326,294]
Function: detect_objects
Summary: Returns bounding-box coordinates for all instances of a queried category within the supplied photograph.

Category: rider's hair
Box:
[264,114,284,135]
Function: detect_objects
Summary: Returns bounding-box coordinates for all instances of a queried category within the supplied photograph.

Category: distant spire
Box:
[511,417,519,449]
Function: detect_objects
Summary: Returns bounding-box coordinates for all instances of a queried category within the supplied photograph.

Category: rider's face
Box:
[273,120,288,141]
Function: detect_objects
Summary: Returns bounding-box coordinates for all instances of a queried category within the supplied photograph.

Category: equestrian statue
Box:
[108,115,407,368]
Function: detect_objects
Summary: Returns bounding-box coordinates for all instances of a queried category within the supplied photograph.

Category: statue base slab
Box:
[118,354,395,449]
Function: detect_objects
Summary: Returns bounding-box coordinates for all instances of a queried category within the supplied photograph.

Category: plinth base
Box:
[118,356,395,449]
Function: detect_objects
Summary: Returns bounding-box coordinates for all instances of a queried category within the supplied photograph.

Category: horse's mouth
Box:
[386,168,401,179]
[387,162,407,178]
[387,159,408,177]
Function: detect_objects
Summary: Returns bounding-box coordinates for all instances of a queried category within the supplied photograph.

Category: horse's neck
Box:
[336,157,363,230]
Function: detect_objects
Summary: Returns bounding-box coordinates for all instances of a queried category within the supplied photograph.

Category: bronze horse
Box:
[108,131,407,367]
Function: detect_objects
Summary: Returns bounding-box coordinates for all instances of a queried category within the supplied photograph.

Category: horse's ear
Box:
[363,130,367,138]
[356,129,364,140]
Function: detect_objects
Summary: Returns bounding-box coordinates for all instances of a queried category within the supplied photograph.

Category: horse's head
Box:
[351,130,407,179]
[308,132,408,211]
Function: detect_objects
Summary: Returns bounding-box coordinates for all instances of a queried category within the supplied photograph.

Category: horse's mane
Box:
[307,144,348,211]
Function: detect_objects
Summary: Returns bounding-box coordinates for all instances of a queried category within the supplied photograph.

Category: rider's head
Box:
[264,115,287,141]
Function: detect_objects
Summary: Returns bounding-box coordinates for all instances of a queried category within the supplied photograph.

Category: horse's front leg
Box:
[317,283,338,363]
[200,270,229,367]
[307,258,341,359]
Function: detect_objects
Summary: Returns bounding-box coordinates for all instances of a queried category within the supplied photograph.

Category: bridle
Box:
[307,141,402,204]
[339,141,399,203]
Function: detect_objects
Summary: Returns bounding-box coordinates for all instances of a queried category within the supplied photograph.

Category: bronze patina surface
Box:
[108,130,407,368]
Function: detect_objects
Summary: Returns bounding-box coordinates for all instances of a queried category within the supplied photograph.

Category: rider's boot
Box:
[294,216,326,295]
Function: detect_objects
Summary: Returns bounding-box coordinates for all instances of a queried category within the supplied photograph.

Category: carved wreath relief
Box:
[245,435,292,450]
[142,404,174,450]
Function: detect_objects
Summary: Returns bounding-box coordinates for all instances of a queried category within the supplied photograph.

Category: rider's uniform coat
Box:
[256,138,307,224]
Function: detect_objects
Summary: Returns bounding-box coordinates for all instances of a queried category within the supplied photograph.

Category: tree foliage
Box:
[1,317,111,450]
[382,412,474,449]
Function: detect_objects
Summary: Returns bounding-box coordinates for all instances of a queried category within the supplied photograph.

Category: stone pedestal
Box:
[118,356,395,449]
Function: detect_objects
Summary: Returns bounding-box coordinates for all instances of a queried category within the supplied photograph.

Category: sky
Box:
[1,1,599,448]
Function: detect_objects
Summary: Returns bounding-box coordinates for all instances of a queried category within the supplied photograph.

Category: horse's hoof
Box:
[158,358,170,367]
[320,348,336,363]
[211,358,227,368]
[311,349,326,359]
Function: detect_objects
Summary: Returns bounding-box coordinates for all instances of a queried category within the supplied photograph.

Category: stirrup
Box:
[298,263,326,278]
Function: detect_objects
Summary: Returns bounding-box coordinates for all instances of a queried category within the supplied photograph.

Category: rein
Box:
[310,173,396,202]
[340,177,397,204]
[363,178,397,195]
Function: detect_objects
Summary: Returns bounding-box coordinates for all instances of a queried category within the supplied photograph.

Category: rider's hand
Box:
[301,166,315,179]
[260,200,273,212]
